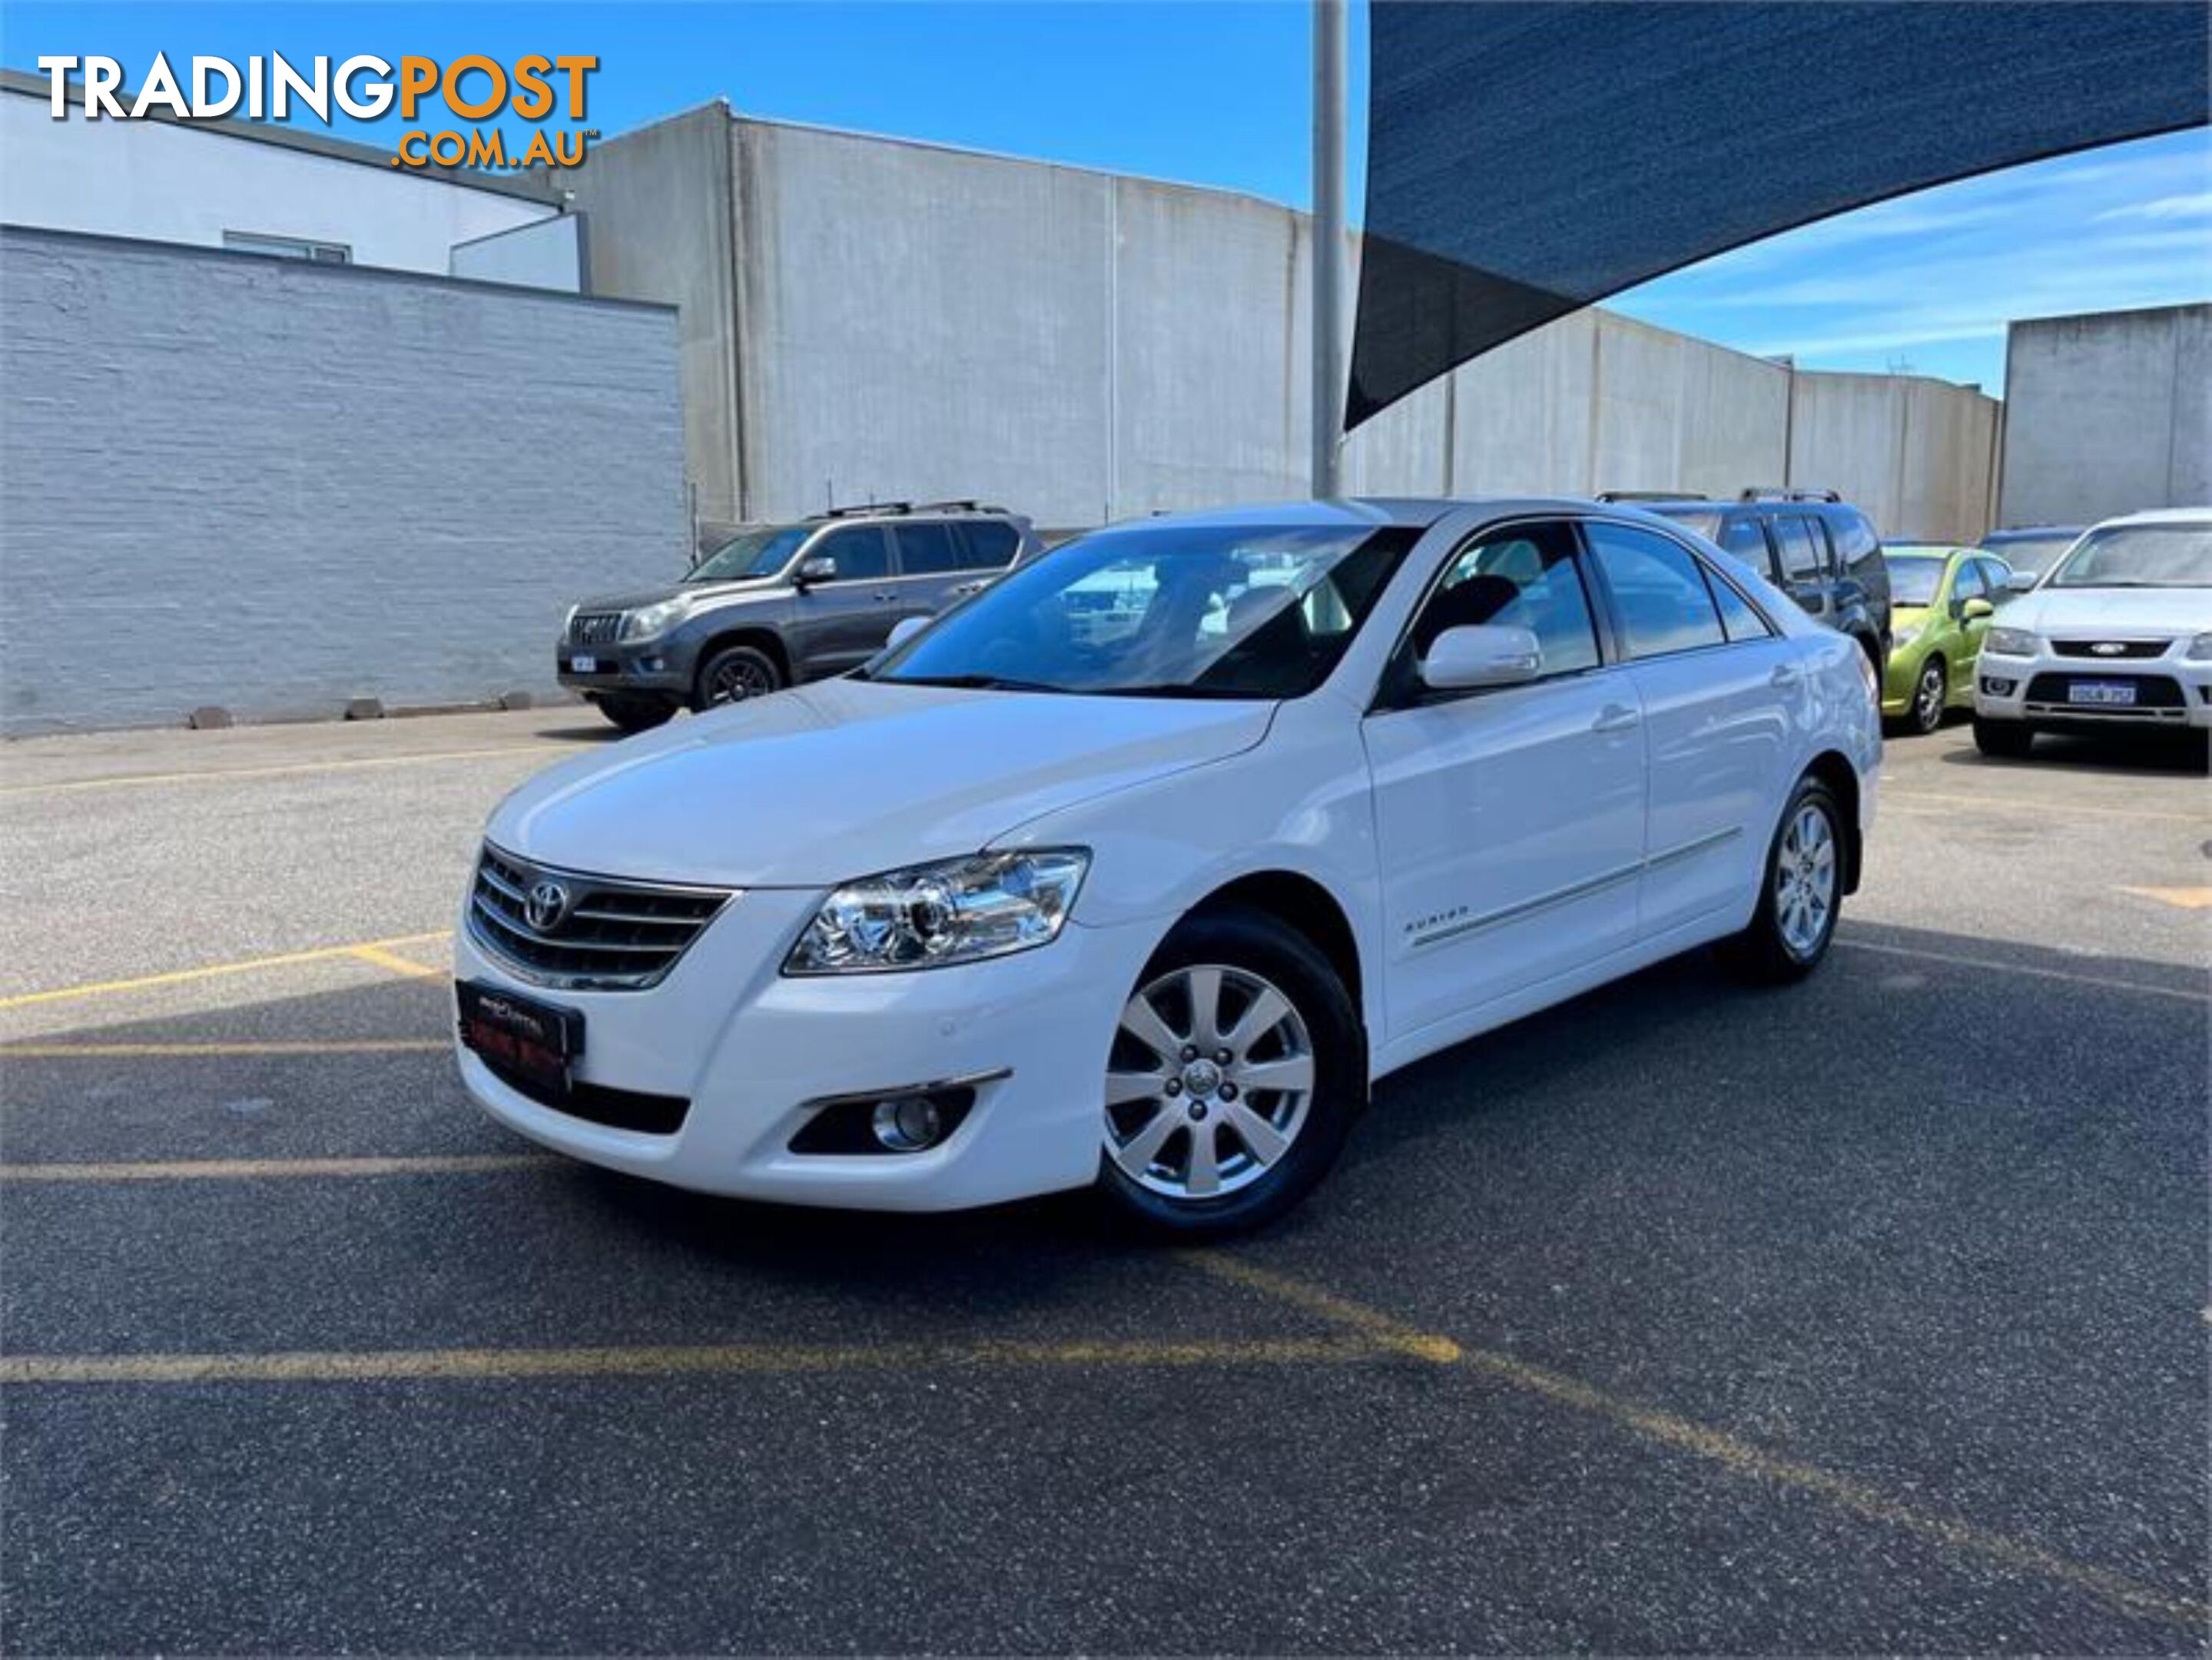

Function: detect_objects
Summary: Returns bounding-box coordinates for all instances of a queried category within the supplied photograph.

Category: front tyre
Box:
[1096,906,1361,1240]
[1723,775,1843,984]
[1906,656,1947,736]
[1973,715,2035,759]
[594,693,676,734]
[692,643,784,710]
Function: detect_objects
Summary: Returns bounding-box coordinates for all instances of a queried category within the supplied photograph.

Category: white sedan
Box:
[453,500,1880,1237]
[1972,506,2212,757]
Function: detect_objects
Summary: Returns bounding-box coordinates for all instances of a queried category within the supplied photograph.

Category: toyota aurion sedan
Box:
[455,500,1880,1237]
[1972,507,2212,759]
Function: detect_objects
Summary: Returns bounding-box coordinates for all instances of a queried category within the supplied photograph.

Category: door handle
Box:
[1769,663,1800,688]
[873,590,897,603]
[1592,702,1640,733]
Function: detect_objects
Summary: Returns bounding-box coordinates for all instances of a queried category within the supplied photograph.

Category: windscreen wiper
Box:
[888,673,1069,693]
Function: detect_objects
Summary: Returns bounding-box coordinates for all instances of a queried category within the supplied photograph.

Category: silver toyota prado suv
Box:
[558,501,1040,732]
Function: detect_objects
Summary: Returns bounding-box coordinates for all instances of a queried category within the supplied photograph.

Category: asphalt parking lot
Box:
[2,706,2204,1654]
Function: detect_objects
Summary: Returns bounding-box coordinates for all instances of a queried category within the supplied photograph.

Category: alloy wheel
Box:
[1774,802,1838,959]
[707,658,776,704]
[1105,964,1315,1200]
[1913,661,1945,733]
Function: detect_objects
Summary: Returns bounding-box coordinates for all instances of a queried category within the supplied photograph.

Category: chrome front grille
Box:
[469,845,733,991]
[569,612,624,647]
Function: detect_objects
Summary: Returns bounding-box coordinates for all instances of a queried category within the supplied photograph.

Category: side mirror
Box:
[885,616,929,651]
[2005,569,2038,594]
[795,554,837,588]
[1421,625,1543,692]
[1960,596,1995,621]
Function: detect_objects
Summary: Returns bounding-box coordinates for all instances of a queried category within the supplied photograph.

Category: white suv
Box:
[453,500,1879,1237]
[1971,507,2212,758]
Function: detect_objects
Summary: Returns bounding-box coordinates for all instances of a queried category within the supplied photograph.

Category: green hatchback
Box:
[1881,545,2014,735]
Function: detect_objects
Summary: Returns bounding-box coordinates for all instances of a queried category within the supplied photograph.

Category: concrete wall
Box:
[1786,372,1999,540]
[575,108,2001,541]
[0,227,686,734]
[2001,304,2210,527]
[0,85,559,278]
[559,104,745,526]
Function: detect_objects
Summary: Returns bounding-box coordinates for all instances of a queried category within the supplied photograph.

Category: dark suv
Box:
[1602,490,1893,666]
[558,501,1040,732]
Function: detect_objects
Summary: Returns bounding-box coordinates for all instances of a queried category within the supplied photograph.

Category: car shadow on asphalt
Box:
[1935,727,2210,776]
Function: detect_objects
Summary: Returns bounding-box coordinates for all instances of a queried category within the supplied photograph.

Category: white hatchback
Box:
[454,500,1880,1237]
[1971,507,2212,757]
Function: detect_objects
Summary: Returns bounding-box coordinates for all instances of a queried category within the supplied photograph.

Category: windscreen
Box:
[872,523,1418,699]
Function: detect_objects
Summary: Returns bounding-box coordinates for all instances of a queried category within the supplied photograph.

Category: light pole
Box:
[1311,0,1347,499]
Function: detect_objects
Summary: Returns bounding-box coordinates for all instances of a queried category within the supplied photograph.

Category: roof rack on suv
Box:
[817,501,915,520]
[910,499,1011,515]
[1595,490,1711,503]
[1739,487,1842,503]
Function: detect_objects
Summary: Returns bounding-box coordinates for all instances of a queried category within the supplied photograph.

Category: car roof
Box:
[1127,496,1717,533]
[2089,506,2212,530]
[1982,524,2083,540]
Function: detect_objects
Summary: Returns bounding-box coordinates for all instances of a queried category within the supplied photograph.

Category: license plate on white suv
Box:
[2068,680,2137,706]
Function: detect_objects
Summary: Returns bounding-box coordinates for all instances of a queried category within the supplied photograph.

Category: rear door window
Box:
[1772,517,1823,584]
[1832,510,1882,575]
[954,520,1020,570]
[894,523,963,576]
[1584,522,1727,659]
[1719,516,1777,580]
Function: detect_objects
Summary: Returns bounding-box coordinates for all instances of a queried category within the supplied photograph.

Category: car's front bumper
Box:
[1973,649,2212,730]
[453,884,1160,1210]
[555,646,690,697]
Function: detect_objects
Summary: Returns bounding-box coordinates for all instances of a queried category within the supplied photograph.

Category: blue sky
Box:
[5,2,2206,393]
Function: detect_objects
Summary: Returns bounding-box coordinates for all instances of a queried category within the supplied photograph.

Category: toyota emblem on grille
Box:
[2088,641,2127,656]
[522,879,572,933]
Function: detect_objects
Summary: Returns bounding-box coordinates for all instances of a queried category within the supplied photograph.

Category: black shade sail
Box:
[1349,2,2210,429]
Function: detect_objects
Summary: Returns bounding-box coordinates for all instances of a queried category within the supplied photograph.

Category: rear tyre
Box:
[594,693,675,735]
[1095,906,1362,1241]
[1973,715,2035,759]
[1722,775,1843,984]
[692,644,784,711]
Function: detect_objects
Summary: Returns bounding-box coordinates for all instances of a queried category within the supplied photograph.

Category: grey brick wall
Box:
[0,227,687,734]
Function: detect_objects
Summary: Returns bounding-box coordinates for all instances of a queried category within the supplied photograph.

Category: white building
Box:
[0,67,583,290]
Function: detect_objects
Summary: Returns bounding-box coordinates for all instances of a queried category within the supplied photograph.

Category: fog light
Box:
[871,1094,945,1152]
[1982,677,2016,696]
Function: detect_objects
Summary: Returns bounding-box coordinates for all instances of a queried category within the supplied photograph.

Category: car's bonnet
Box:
[2005,586,2212,634]
[571,576,782,613]
[489,677,1276,888]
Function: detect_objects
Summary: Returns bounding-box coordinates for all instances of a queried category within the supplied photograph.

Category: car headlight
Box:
[1985,627,2038,657]
[1890,626,1919,651]
[784,849,1090,974]
[2187,632,2212,661]
[622,599,688,641]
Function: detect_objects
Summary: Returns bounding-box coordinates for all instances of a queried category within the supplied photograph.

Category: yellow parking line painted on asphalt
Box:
[0,931,453,1011]
[1176,1251,1461,1363]
[0,1154,553,1184]
[0,1038,446,1060]
[349,944,444,979]
[1839,938,2207,1003]
[1881,789,2203,825]
[0,745,582,799]
[0,1334,1399,1386]
[1453,1338,2204,1628]
[1194,1253,2203,1628]
[2117,885,2212,910]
